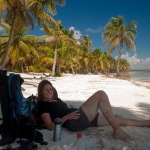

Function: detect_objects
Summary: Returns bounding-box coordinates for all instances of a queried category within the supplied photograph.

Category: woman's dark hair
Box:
[37,80,58,102]
[37,80,53,102]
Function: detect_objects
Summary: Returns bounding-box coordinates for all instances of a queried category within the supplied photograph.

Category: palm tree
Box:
[119,58,130,73]
[0,22,40,72]
[102,16,137,76]
[89,49,102,73]
[81,35,92,51]
[40,21,76,76]
[79,35,93,73]
[59,42,79,74]
[0,0,65,69]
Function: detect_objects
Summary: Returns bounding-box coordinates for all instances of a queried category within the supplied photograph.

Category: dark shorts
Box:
[63,107,99,132]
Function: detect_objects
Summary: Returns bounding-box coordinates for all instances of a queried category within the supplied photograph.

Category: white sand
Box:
[1,73,150,150]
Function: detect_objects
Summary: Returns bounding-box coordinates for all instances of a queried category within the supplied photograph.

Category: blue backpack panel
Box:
[8,73,24,119]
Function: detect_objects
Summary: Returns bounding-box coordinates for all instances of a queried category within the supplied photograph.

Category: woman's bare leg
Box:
[81,90,150,141]
[98,114,150,127]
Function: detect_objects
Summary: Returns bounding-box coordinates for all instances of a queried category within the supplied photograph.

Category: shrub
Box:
[54,72,61,77]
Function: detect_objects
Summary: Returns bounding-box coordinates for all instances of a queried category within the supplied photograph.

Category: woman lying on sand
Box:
[37,80,150,142]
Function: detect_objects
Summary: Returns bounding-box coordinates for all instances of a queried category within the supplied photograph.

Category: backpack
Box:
[21,95,37,124]
[0,71,47,147]
[21,95,45,128]
[0,71,24,146]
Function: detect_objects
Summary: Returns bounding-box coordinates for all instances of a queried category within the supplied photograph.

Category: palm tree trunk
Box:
[71,62,75,75]
[51,43,58,76]
[1,10,18,70]
[116,59,120,76]
[117,42,123,76]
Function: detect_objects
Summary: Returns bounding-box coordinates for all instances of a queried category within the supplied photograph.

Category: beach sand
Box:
[0,73,150,150]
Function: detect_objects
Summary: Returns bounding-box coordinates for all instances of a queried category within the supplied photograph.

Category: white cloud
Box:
[69,27,75,31]
[122,53,150,69]
[69,26,82,40]
[85,27,102,33]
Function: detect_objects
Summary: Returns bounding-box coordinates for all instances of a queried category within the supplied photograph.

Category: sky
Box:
[1,0,150,69]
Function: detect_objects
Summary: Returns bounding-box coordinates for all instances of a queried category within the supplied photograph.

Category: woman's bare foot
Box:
[113,129,133,141]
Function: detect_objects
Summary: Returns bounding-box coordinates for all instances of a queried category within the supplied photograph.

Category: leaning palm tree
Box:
[40,21,76,76]
[0,0,65,69]
[0,22,40,72]
[102,16,137,76]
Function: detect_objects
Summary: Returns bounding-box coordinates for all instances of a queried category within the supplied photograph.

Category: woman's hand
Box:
[61,110,80,125]
[66,110,80,120]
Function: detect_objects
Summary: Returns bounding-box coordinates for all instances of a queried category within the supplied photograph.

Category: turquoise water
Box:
[129,70,150,82]
[129,70,150,88]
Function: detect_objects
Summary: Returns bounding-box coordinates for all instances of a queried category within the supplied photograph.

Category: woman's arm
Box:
[41,110,80,131]
[61,110,80,124]
[41,113,54,131]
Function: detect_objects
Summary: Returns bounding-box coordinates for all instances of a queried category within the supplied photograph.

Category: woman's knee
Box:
[95,90,107,97]
[93,90,109,103]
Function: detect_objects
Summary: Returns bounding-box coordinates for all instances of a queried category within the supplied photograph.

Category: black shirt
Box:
[38,98,78,124]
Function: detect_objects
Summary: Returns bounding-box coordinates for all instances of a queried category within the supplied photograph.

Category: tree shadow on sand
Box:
[65,100,150,120]
[113,102,150,120]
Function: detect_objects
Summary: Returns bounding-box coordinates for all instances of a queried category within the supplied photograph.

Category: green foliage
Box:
[54,72,61,77]
[28,66,38,72]
[38,68,51,73]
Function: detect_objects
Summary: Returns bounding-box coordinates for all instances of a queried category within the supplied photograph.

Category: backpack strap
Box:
[27,94,37,124]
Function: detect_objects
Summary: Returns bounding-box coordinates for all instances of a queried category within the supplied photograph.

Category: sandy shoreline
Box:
[130,80,150,89]
[0,73,150,150]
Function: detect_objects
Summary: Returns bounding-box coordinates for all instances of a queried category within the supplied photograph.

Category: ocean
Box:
[128,70,150,88]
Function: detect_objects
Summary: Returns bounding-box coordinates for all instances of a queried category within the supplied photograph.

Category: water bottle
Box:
[53,118,62,142]
[72,132,85,150]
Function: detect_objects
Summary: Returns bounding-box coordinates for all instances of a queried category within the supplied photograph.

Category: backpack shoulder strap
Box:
[27,94,37,123]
